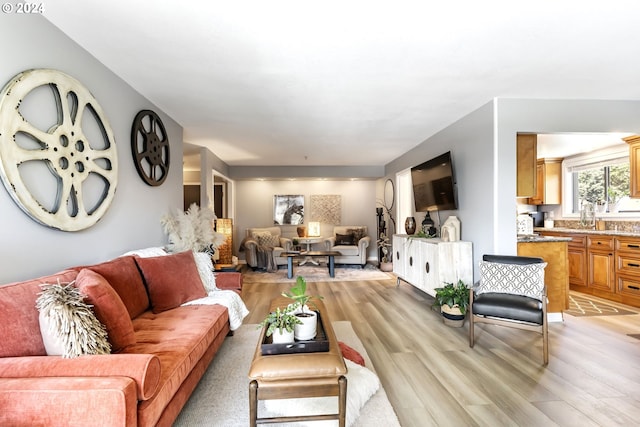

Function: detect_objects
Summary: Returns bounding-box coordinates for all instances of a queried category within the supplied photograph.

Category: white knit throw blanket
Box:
[182,290,249,331]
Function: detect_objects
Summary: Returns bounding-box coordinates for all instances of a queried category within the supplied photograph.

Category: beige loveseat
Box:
[323,226,371,267]
[242,226,292,271]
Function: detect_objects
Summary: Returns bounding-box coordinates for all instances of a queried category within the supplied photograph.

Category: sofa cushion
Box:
[135,250,207,313]
[76,269,137,352]
[82,256,150,319]
[128,304,229,424]
[335,233,354,246]
[332,245,360,256]
[36,282,111,358]
[0,269,79,357]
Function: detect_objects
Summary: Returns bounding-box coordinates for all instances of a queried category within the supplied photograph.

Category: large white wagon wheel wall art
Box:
[0,69,118,231]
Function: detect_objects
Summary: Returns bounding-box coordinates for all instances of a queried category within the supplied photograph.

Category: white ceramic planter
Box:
[271,328,295,344]
[294,308,317,340]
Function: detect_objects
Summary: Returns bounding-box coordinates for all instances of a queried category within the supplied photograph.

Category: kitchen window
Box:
[563,144,640,216]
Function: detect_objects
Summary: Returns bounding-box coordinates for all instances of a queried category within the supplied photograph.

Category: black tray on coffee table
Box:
[260,310,329,355]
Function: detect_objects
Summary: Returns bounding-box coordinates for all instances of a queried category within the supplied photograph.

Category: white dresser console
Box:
[392,235,473,296]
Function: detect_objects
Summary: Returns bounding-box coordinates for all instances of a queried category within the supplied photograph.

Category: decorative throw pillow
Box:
[252,231,280,247]
[478,260,547,300]
[347,228,366,243]
[335,233,354,246]
[75,269,136,352]
[339,341,365,367]
[135,250,208,313]
[193,251,219,293]
[82,255,150,320]
[36,281,111,358]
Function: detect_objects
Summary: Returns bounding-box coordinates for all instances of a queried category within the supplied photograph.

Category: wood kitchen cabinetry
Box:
[624,135,640,198]
[540,231,587,288]
[615,237,640,303]
[392,235,472,297]
[517,134,537,198]
[587,235,615,292]
[528,158,562,205]
[540,230,640,307]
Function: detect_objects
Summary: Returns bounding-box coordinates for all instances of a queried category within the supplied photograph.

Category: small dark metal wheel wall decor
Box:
[131,109,170,186]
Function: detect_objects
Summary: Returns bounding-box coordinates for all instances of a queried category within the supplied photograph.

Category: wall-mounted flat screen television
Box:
[411,151,458,212]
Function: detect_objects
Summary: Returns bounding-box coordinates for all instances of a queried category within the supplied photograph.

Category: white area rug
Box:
[243,264,394,283]
[173,321,400,427]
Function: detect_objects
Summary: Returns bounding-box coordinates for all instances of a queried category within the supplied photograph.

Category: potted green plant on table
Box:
[433,280,470,327]
[258,304,302,344]
[282,276,323,340]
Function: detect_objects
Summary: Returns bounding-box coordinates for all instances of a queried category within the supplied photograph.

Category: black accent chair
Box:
[469,254,549,365]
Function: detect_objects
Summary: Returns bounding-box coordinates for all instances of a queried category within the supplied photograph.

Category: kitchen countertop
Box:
[517,234,572,242]
[534,227,640,238]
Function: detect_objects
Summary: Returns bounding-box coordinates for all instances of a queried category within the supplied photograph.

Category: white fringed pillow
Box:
[478,260,547,301]
[193,251,219,293]
[36,281,111,358]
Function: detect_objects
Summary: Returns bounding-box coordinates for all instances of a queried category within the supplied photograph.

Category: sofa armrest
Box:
[0,353,160,400]
[358,236,371,251]
[0,376,137,427]
[279,237,292,251]
[215,271,243,292]
[323,236,336,250]
[241,238,259,267]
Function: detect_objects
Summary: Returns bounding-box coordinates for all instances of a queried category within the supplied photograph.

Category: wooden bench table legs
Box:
[249,376,347,427]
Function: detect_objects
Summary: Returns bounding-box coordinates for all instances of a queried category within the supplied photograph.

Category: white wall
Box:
[234,179,377,260]
[0,15,183,282]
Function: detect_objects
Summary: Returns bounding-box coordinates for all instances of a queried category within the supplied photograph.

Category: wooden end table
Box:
[248,297,347,426]
[282,251,341,279]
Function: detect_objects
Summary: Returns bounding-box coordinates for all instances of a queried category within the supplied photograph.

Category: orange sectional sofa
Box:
[0,251,237,427]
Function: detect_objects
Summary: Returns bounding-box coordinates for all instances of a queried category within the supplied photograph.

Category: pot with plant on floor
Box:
[377,232,393,272]
[257,304,302,344]
[282,276,323,340]
[433,279,470,327]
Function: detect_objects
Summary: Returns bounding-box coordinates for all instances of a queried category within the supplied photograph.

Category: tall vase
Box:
[404,217,416,235]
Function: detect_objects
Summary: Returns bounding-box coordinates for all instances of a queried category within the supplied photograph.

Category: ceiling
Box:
[43,1,640,168]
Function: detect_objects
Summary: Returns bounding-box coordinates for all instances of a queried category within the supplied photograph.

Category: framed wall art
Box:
[274,195,304,225]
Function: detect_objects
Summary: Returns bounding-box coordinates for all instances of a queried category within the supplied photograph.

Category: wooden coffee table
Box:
[248,297,347,426]
[281,251,341,279]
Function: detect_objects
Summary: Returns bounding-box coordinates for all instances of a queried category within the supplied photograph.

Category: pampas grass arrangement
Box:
[160,204,225,254]
[36,281,111,358]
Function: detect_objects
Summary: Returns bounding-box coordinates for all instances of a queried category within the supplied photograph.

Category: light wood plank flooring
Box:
[241,273,640,427]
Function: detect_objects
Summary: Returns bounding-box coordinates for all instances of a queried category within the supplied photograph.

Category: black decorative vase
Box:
[404,217,416,235]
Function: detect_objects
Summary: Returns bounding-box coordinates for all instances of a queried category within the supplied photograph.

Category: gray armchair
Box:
[323,226,371,267]
[469,254,549,365]
[242,227,292,270]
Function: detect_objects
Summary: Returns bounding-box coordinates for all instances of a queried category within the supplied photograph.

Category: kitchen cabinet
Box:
[517,240,569,315]
[539,230,640,308]
[540,231,587,288]
[615,237,640,304]
[517,134,537,198]
[529,158,563,205]
[392,235,472,297]
[587,235,615,292]
[624,135,640,198]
